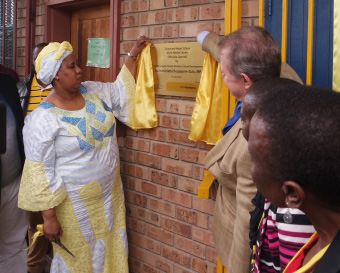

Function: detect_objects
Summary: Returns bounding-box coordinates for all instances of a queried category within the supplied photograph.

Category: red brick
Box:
[209,216,214,231]
[125,190,148,207]
[150,0,178,10]
[121,174,136,189]
[192,226,215,246]
[174,235,206,259]
[180,116,192,131]
[138,127,166,141]
[129,244,146,262]
[176,207,209,229]
[192,165,205,180]
[149,25,179,39]
[146,252,174,273]
[135,207,161,226]
[17,0,26,9]
[150,169,177,188]
[158,113,180,129]
[178,0,211,6]
[129,259,161,273]
[192,196,215,215]
[151,142,179,159]
[167,130,196,147]
[16,57,25,67]
[162,188,192,208]
[161,245,191,268]
[206,246,218,264]
[136,151,162,169]
[197,141,214,151]
[34,36,45,45]
[173,264,192,273]
[126,127,138,136]
[36,15,44,25]
[120,14,138,27]
[16,48,25,57]
[135,179,162,198]
[162,158,192,177]
[16,9,26,18]
[117,136,125,147]
[166,99,195,115]
[125,136,150,152]
[146,224,174,245]
[168,7,198,22]
[17,17,26,29]
[121,41,135,55]
[192,257,217,273]
[119,148,136,163]
[16,67,25,79]
[36,4,45,16]
[128,230,161,254]
[148,197,176,218]
[242,1,260,18]
[125,203,135,218]
[162,217,192,238]
[124,163,135,176]
[179,22,213,37]
[123,27,149,41]
[214,22,224,35]
[123,0,149,13]
[177,177,200,195]
[199,4,224,20]
[124,163,150,180]
[180,147,208,164]
[127,216,146,234]
[155,98,166,112]
[140,11,167,25]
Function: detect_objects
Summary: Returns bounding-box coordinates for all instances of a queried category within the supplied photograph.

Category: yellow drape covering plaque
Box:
[189,53,225,145]
[133,43,158,130]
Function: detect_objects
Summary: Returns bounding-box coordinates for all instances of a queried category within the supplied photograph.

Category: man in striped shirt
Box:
[17,42,51,273]
[18,42,51,116]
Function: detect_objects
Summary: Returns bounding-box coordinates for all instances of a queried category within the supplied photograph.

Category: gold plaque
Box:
[151,42,206,97]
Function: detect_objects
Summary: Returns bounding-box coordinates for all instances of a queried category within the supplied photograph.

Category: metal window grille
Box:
[0,0,15,69]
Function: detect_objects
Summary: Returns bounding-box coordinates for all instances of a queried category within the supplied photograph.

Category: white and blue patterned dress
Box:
[18,65,136,273]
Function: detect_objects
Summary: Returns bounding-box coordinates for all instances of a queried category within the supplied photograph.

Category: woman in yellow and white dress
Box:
[18,37,149,273]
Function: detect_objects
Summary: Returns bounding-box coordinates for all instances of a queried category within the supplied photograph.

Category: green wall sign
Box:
[87,38,110,68]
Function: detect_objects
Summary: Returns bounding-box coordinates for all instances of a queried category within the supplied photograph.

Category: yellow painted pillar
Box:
[306,0,314,85]
[281,0,288,63]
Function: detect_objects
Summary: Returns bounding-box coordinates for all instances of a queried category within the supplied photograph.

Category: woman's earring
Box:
[283,202,293,224]
[55,76,59,80]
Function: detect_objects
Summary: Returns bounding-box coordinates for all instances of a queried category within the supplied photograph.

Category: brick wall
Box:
[119,1,259,272]
[16,0,46,79]
[15,0,259,272]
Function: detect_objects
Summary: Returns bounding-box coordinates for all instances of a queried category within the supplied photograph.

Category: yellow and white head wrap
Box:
[35,41,73,85]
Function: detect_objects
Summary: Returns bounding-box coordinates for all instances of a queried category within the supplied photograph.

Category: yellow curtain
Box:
[333,0,340,92]
[189,53,225,145]
[132,43,158,129]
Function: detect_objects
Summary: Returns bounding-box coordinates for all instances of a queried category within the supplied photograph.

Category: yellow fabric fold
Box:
[24,224,44,250]
[189,53,225,145]
[334,0,340,92]
[132,43,158,129]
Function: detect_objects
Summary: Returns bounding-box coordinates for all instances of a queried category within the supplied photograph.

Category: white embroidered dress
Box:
[18,65,135,273]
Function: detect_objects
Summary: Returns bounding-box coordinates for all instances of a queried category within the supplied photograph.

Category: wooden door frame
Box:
[44,0,120,81]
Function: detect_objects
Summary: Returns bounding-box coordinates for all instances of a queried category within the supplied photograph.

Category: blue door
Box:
[265,0,333,87]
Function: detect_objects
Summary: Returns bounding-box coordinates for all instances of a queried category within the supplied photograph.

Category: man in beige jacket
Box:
[198,26,302,273]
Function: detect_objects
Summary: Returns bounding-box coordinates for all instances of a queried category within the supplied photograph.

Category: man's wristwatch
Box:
[127,52,138,60]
